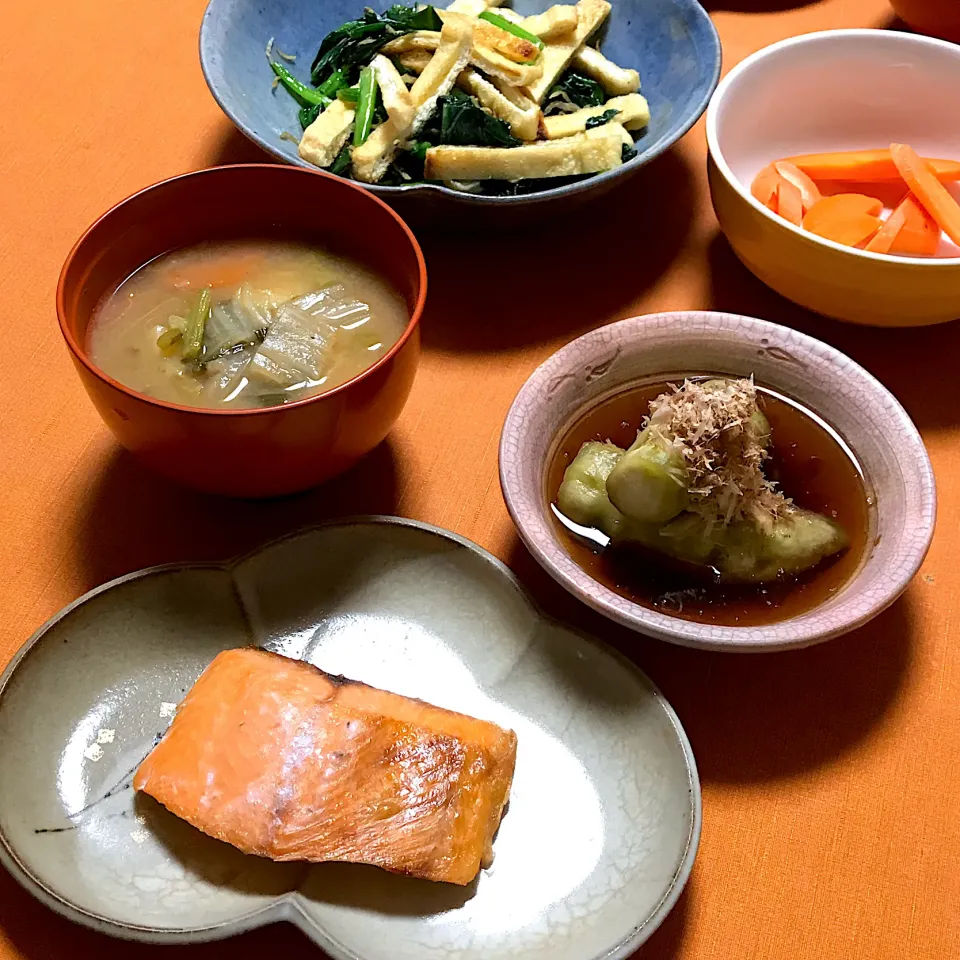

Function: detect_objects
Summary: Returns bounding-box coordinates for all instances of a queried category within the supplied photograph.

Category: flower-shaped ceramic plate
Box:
[0,518,700,959]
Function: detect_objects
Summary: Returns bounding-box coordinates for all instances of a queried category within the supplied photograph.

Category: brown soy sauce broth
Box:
[547,378,873,627]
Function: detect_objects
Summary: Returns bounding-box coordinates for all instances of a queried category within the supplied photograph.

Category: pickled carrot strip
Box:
[863,205,907,254]
[773,161,821,212]
[776,181,804,226]
[751,163,781,210]
[889,143,960,246]
[802,194,883,247]
[787,149,960,183]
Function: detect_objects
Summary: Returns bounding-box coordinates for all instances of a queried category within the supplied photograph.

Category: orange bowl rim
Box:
[705,28,960,269]
[56,164,427,418]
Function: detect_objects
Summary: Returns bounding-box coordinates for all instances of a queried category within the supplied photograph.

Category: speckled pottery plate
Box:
[0,518,700,958]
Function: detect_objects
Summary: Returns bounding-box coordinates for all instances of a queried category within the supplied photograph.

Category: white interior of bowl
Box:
[499,312,936,652]
[707,29,960,262]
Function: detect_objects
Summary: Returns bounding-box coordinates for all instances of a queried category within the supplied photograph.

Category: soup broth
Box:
[88,240,408,410]
[548,379,873,627]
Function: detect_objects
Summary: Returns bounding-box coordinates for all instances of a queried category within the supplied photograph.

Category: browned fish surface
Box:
[134,648,517,885]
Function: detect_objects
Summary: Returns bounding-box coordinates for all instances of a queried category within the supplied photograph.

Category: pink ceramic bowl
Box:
[499,311,937,652]
[58,165,426,498]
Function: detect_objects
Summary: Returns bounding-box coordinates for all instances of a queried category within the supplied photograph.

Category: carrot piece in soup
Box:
[890,193,942,255]
[167,253,265,291]
[802,194,883,247]
[773,161,821,212]
[751,163,782,210]
[775,181,804,225]
[787,149,960,183]
[889,143,960,246]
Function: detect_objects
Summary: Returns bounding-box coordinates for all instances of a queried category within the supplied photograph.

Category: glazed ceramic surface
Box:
[706,30,960,327]
[57,165,426,498]
[499,311,937,652]
[199,0,721,222]
[0,519,700,959]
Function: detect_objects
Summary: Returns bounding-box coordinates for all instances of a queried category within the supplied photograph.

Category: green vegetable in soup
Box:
[156,327,183,353]
[198,299,268,364]
[91,240,407,412]
[606,428,689,524]
[181,289,212,363]
[558,442,849,583]
[557,378,851,584]
[716,511,849,583]
[247,302,338,388]
[557,442,653,542]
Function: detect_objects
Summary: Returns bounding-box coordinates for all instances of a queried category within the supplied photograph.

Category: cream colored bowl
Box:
[706,29,960,327]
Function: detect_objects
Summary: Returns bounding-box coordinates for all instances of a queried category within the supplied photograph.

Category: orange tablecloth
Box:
[1,1,958,957]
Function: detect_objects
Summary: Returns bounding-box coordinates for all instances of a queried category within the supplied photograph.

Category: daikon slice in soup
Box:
[87,240,409,410]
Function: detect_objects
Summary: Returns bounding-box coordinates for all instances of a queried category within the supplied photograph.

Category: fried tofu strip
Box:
[371,54,414,128]
[398,54,543,138]
[542,93,649,138]
[523,5,579,40]
[525,0,612,103]
[446,0,503,14]
[458,68,542,140]
[474,20,540,63]
[383,31,543,86]
[424,123,624,180]
[395,50,433,76]
[353,14,475,183]
[298,99,355,168]
[573,45,641,95]
[381,30,443,54]
[409,15,476,124]
[496,5,579,41]
[471,44,543,86]
[603,119,637,150]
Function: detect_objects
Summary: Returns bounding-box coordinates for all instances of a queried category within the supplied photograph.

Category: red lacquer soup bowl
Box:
[57,165,426,498]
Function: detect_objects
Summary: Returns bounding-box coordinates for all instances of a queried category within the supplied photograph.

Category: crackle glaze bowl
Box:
[499,311,937,652]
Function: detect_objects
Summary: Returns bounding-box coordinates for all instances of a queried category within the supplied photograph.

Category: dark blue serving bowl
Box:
[200,0,720,219]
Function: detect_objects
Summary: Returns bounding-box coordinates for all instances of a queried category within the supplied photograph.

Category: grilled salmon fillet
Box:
[134,648,517,885]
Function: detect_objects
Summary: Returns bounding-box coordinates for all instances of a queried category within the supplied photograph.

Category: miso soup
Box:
[88,240,408,410]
